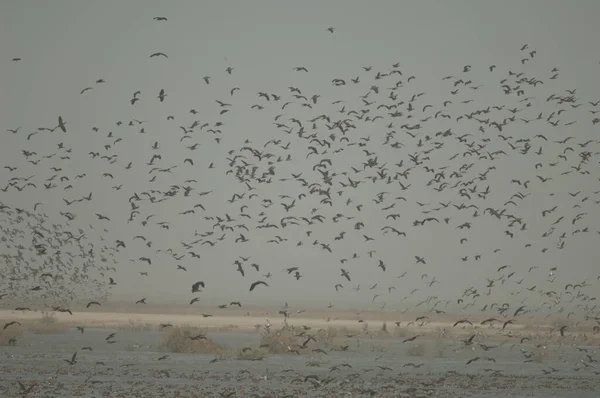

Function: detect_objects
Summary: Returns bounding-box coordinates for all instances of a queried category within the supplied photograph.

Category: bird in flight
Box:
[249,280,268,291]
[56,116,67,133]
[63,351,77,365]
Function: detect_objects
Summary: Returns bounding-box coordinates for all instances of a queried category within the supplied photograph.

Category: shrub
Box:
[27,313,69,334]
[314,326,352,345]
[159,326,223,354]
[259,328,303,354]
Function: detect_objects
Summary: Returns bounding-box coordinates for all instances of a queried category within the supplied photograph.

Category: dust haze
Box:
[1,0,600,315]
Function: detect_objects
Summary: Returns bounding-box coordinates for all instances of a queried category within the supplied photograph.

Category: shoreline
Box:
[1,309,597,342]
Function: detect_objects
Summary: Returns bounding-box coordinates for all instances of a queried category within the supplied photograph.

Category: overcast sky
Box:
[1,1,599,313]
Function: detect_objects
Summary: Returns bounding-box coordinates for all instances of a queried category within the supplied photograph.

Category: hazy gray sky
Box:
[1,1,599,313]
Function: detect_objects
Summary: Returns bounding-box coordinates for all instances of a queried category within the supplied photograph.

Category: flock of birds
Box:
[2,16,600,396]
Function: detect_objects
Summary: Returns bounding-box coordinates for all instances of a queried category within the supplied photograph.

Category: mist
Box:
[1,0,599,316]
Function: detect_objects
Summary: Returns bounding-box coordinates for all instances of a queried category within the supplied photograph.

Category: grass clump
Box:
[27,313,69,334]
[259,328,303,354]
[317,326,355,351]
[159,325,224,354]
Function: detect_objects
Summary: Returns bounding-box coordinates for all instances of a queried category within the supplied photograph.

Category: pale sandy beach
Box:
[2,307,595,341]
[0,308,528,331]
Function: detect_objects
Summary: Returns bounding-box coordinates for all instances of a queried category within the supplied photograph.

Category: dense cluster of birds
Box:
[0,204,108,305]
[2,17,600,395]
